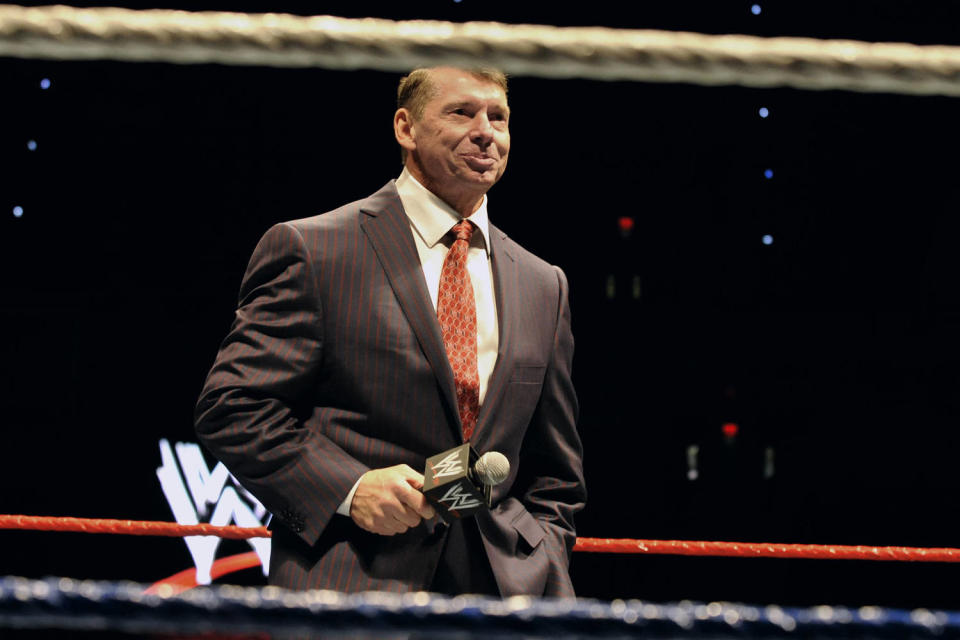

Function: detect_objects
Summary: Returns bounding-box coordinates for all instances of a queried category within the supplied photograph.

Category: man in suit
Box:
[195,66,585,597]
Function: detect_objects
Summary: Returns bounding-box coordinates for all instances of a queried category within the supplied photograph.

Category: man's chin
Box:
[462,170,501,188]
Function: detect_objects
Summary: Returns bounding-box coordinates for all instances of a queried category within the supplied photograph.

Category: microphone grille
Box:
[475,451,510,486]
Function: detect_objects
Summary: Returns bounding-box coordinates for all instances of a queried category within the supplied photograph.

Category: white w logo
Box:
[431,450,464,480]
[438,482,482,511]
[156,439,271,584]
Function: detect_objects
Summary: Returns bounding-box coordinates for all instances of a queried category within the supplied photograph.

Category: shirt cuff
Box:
[337,477,363,516]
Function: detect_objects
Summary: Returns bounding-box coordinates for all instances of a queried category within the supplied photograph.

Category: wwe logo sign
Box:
[430,449,465,481]
[438,481,483,511]
[156,439,271,584]
[422,444,488,520]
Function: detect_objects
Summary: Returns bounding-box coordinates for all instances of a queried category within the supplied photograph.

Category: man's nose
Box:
[469,113,495,145]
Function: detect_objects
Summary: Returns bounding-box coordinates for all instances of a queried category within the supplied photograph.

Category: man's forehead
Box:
[430,68,507,103]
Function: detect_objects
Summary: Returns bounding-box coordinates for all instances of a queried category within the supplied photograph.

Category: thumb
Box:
[395,465,435,519]
[395,464,426,490]
[404,471,426,491]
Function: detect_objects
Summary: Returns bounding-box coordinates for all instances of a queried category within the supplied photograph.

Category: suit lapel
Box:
[358,183,461,436]
[475,224,517,441]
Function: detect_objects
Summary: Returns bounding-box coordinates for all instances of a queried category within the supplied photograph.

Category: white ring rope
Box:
[2,4,960,96]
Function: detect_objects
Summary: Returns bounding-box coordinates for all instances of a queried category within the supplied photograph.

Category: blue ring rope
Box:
[1,575,958,637]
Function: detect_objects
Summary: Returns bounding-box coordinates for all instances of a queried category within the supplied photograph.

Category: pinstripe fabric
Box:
[195,181,585,596]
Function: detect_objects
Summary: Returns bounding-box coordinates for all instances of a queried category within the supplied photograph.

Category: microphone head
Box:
[474,451,510,486]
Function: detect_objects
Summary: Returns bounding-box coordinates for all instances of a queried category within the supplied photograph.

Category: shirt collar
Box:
[395,167,492,256]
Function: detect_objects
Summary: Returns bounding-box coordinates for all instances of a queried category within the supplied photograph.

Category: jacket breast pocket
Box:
[510,364,546,385]
[500,365,546,428]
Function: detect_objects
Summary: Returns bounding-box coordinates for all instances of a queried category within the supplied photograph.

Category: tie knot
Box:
[451,219,474,243]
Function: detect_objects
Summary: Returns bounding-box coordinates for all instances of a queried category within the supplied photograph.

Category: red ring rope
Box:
[4,514,959,562]
[0,514,268,540]
[572,537,960,561]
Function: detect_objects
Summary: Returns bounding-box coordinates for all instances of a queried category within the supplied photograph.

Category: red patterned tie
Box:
[437,220,480,441]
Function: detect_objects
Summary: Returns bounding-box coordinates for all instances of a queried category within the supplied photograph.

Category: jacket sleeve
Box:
[194,222,368,546]
[515,265,587,595]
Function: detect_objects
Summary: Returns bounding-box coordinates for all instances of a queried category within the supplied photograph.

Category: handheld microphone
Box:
[471,450,510,486]
[422,444,510,522]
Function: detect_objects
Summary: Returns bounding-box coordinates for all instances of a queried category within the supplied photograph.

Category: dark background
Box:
[2,0,960,611]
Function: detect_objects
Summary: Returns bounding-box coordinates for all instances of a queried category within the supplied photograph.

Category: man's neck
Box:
[405,165,485,218]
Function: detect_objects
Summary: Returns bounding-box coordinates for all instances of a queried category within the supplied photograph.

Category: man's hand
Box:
[350,464,437,535]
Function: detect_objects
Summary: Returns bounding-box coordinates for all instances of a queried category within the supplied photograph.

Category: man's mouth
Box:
[462,154,496,171]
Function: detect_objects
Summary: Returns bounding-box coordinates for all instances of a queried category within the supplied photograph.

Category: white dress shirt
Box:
[337,168,500,515]
[395,167,500,402]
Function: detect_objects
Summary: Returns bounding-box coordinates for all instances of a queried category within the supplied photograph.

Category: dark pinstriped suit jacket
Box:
[195,181,585,597]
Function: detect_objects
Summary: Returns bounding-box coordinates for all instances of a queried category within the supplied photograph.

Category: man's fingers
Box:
[350,464,436,535]
[396,464,426,490]
[415,496,436,520]
[390,464,435,519]
[393,504,422,528]
[355,508,408,536]
[393,468,437,520]
[400,488,436,520]
[381,519,404,535]
[374,506,420,535]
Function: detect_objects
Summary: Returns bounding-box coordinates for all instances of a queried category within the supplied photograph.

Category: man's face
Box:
[405,68,510,205]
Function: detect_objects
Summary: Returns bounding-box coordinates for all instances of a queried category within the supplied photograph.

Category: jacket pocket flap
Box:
[511,510,545,549]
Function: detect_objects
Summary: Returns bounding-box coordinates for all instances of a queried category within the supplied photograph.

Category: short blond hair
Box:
[396,67,508,162]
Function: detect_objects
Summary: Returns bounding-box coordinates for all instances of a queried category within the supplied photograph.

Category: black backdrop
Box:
[2,0,960,610]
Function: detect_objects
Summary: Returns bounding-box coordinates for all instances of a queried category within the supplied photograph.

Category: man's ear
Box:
[394,108,416,152]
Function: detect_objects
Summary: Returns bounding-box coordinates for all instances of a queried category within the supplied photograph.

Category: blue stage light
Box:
[13,206,24,218]
[27,140,38,151]
[759,107,769,118]
[751,4,762,15]
[40,78,51,90]
[762,234,774,245]
[764,168,774,179]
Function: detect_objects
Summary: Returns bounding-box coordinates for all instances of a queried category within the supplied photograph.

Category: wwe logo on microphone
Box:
[430,449,466,481]
[423,444,489,520]
[438,482,484,511]
[156,439,271,585]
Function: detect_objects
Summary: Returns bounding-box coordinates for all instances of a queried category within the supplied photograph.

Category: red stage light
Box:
[722,422,739,438]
